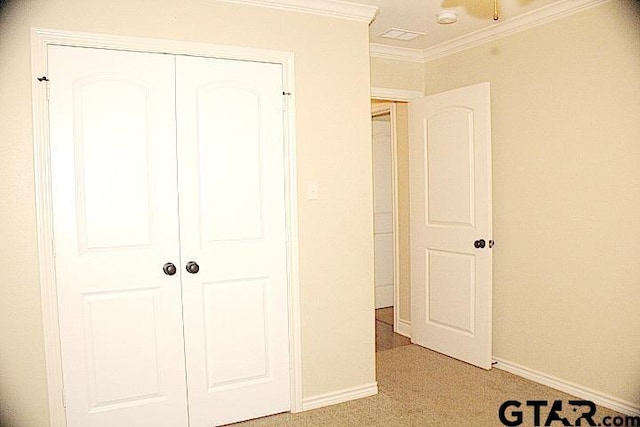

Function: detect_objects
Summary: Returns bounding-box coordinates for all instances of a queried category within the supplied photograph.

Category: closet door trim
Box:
[31,27,302,427]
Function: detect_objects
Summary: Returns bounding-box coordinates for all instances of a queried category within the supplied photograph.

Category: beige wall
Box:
[424,0,640,407]
[370,57,424,92]
[0,1,375,426]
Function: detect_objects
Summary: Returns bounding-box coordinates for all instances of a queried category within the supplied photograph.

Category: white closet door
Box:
[175,56,290,427]
[49,47,189,426]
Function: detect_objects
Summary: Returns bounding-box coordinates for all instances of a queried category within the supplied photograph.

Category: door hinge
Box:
[61,388,67,408]
[37,76,50,101]
[282,91,291,111]
[51,239,56,258]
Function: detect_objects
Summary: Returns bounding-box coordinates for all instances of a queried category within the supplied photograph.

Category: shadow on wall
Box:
[0,404,11,427]
[0,0,14,19]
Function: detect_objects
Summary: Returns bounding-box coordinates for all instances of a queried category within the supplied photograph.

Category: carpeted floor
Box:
[232,344,624,426]
[375,307,411,352]
[375,307,394,325]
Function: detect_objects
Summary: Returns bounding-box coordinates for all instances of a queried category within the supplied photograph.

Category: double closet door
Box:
[49,46,291,427]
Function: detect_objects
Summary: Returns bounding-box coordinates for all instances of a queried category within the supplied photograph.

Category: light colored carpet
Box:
[375,319,411,352]
[375,307,411,352]
[232,345,624,426]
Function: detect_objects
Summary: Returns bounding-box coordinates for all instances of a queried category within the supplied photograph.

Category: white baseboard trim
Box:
[493,357,640,416]
[395,319,411,338]
[301,382,379,411]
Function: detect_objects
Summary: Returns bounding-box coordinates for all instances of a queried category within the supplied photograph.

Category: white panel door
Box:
[372,115,394,309]
[49,46,189,426]
[409,83,493,369]
[175,56,291,427]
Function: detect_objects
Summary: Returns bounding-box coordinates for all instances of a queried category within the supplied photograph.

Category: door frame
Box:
[370,103,401,332]
[31,27,303,427]
[370,89,422,338]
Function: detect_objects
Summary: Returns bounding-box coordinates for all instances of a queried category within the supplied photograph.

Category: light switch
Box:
[306,181,319,200]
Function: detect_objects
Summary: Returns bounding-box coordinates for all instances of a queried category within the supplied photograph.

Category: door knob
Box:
[186,261,200,274]
[474,239,486,249]
[163,262,177,276]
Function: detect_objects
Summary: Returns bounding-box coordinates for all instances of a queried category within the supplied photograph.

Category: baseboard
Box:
[493,357,640,416]
[301,382,379,411]
[395,319,411,338]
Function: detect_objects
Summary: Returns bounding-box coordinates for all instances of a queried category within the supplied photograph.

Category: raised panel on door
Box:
[425,108,474,227]
[175,55,290,427]
[409,83,492,369]
[426,249,475,335]
[48,46,189,427]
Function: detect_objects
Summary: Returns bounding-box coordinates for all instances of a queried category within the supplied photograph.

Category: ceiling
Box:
[353,0,563,50]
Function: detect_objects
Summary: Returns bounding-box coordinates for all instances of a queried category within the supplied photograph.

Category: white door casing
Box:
[175,55,291,427]
[409,82,493,369]
[48,45,292,427]
[372,114,394,309]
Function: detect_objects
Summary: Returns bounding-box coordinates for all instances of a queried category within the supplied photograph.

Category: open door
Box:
[409,82,492,369]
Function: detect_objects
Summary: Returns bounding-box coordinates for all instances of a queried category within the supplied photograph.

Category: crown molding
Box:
[422,0,612,62]
[369,43,424,63]
[216,0,378,23]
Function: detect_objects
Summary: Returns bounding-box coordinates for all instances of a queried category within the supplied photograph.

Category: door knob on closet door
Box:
[163,262,177,276]
[474,239,486,249]
[186,261,200,274]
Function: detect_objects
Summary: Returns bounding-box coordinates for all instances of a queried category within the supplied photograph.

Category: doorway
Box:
[372,84,493,370]
[372,110,394,311]
[371,101,412,352]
